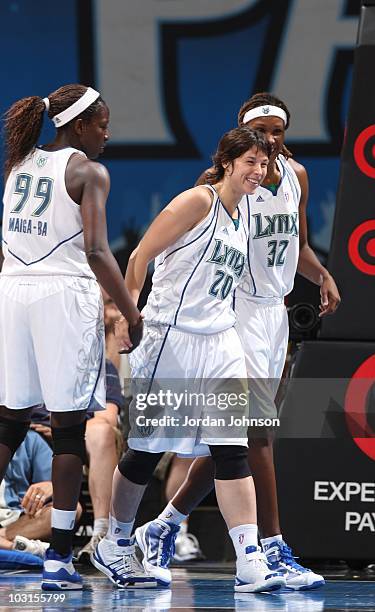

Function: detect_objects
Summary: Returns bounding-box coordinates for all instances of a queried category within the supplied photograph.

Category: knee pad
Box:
[52,421,87,464]
[209,445,250,480]
[118,449,163,485]
[0,415,29,457]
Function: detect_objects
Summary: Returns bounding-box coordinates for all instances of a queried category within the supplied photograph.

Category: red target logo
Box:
[344,355,375,461]
[354,125,375,178]
[348,220,375,275]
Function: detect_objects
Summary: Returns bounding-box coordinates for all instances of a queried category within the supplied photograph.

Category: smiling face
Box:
[79,103,110,159]
[245,116,285,162]
[225,146,269,195]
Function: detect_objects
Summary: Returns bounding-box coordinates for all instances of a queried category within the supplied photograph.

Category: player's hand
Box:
[115,316,132,352]
[319,274,341,317]
[21,481,53,516]
[116,315,144,354]
[29,423,52,440]
[128,316,144,352]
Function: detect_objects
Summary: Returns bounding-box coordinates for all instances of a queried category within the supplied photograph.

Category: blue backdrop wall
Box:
[0,0,360,253]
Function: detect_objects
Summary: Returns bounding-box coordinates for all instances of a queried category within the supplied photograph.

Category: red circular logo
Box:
[354,125,375,178]
[344,355,375,461]
[348,220,375,275]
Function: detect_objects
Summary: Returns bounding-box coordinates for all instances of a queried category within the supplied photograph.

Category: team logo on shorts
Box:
[137,423,155,437]
[36,156,47,168]
[285,192,289,201]
[239,534,244,544]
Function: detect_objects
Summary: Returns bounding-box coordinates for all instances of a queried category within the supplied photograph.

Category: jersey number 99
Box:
[11,173,54,217]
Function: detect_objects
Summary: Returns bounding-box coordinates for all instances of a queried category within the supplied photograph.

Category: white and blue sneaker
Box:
[135,519,180,587]
[41,548,82,591]
[262,540,325,590]
[91,535,157,588]
[235,546,286,593]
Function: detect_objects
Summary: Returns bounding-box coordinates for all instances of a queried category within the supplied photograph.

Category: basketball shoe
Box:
[173,521,204,562]
[13,535,49,559]
[262,539,325,590]
[91,535,157,588]
[41,548,82,590]
[135,519,180,587]
[235,545,286,592]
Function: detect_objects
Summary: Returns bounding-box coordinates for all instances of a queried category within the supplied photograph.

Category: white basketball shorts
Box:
[234,296,288,421]
[127,322,248,455]
[0,275,106,413]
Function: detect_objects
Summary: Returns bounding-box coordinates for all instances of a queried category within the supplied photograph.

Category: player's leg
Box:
[241,300,324,590]
[0,279,42,478]
[209,443,284,593]
[134,455,214,573]
[235,299,283,536]
[29,278,106,590]
[0,406,33,480]
[91,448,163,587]
[77,419,119,563]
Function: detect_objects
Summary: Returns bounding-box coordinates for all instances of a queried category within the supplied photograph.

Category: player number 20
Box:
[11,173,54,217]
[209,270,233,300]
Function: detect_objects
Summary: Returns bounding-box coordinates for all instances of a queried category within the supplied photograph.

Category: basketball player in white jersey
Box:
[0,84,145,590]
[92,127,286,593]
[135,93,341,591]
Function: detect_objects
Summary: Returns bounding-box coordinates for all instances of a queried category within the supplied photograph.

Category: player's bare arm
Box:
[125,186,213,303]
[77,159,142,348]
[292,160,341,316]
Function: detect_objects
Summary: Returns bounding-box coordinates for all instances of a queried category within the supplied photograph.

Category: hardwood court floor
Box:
[0,562,374,610]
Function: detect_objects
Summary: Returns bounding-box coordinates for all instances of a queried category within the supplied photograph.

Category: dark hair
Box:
[205,126,271,184]
[237,92,292,158]
[4,84,106,175]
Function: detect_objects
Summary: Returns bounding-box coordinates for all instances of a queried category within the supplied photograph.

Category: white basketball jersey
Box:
[1,147,94,278]
[237,155,301,299]
[143,186,248,333]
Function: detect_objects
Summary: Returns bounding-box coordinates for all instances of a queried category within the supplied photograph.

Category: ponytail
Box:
[4,96,46,175]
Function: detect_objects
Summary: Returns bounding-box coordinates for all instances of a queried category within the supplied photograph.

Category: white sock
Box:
[158,502,188,526]
[261,534,283,551]
[107,513,134,542]
[229,524,258,564]
[51,508,76,531]
[93,518,109,536]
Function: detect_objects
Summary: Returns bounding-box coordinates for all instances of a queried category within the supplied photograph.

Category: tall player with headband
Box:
[134,93,341,591]
[0,84,146,590]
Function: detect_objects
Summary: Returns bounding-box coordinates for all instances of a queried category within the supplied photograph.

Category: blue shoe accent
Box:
[41,549,82,591]
[144,521,179,569]
[263,540,325,591]
[266,541,309,573]
[135,520,180,587]
[90,536,157,588]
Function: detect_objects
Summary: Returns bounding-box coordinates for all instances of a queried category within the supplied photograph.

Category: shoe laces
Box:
[272,542,308,573]
[245,546,268,569]
[90,533,104,547]
[112,545,144,577]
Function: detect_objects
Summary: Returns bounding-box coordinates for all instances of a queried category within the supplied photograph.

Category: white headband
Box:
[51,87,101,127]
[42,97,50,112]
[243,105,287,126]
